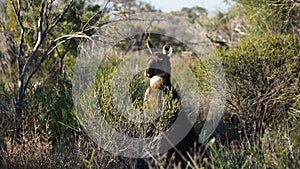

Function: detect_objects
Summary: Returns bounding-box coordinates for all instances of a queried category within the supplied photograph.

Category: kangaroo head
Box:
[145,39,172,88]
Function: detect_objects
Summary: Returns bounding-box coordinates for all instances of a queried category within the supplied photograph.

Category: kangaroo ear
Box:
[162,44,172,57]
[147,39,155,54]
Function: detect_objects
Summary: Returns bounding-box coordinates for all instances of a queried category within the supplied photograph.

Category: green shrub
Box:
[94,56,142,137]
[220,33,299,136]
[234,0,300,34]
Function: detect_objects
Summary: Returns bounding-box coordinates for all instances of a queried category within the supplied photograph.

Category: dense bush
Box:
[220,33,299,137]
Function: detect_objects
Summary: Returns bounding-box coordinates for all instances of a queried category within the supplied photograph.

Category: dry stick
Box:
[186,151,198,168]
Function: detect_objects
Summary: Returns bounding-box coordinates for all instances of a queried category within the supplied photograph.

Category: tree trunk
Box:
[15,80,24,142]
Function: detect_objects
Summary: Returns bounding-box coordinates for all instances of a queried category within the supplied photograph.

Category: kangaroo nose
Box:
[145,68,154,78]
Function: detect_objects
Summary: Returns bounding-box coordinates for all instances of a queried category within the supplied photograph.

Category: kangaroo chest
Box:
[144,76,164,111]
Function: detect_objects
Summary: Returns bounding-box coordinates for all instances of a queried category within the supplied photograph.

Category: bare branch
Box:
[10,0,24,76]
[44,0,53,31]
[20,0,47,90]
[33,0,46,52]
[24,51,48,91]
[54,33,93,42]
[56,43,71,75]
[25,32,93,90]
[82,0,111,32]
[47,0,75,34]
[47,33,92,55]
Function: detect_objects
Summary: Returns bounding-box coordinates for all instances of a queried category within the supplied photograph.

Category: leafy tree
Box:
[4,0,110,141]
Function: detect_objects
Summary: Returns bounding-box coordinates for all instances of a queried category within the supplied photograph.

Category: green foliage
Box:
[188,57,210,95]
[5,1,18,32]
[25,76,80,144]
[233,0,300,33]
[94,55,146,136]
[220,33,299,134]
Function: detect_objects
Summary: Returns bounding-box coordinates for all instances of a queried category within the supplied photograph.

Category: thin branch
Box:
[82,0,111,32]
[20,0,46,89]
[53,32,93,42]
[47,33,92,55]
[82,10,101,32]
[24,51,48,91]
[44,0,53,31]
[56,43,71,75]
[10,0,24,76]
[10,0,23,28]
[33,0,46,52]
[47,0,75,34]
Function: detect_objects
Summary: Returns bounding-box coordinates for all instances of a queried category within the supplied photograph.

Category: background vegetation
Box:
[0,0,299,168]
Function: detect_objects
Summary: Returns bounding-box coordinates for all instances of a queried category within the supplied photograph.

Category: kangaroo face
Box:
[145,39,172,88]
[145,53,171,78]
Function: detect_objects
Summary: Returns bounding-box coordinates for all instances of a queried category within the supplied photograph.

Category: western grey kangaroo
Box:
[137,37,205,168]
[143,38,179,132]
